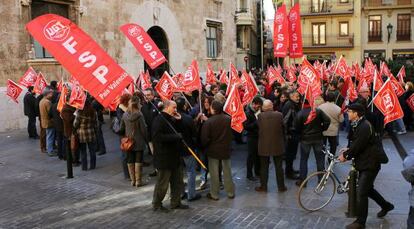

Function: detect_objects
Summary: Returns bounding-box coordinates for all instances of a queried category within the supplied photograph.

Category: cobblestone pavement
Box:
[0,123,410,229]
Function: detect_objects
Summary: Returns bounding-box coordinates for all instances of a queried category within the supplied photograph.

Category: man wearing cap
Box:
[39,86,56,157]
[339,103,394,229]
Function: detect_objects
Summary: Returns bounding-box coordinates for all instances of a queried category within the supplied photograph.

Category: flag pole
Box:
[302,84,309,109]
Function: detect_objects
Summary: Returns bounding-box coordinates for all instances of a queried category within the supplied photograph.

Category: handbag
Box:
[111,117,122,134]
[120,125,135,153]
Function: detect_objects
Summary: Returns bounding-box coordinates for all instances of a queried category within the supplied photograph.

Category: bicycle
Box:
[297,147,354,212]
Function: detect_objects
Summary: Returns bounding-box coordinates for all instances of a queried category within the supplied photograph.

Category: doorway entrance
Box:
[144,26,169,78]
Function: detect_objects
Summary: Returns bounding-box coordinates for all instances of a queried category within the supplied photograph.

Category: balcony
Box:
[397,30,411,41]
[235,7,254,26]
[368,31,383,42]
[301,1,354,17]
[302,34,354,48]
[363,0,413,9]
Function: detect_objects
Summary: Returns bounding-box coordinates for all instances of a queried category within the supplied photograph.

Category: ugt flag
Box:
[373,79,404,126]
[224,86,247,133]
[26,14,133,107]
[6,79,24,103]
[19,67,38,88]
[154,72,177,101]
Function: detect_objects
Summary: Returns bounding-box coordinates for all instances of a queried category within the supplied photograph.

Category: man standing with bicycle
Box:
[338,103,394,229]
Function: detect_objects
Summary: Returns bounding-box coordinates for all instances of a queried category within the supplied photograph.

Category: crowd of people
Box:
[22,66,414,229]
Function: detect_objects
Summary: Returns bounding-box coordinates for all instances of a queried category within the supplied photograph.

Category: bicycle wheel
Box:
[297,171,336,212]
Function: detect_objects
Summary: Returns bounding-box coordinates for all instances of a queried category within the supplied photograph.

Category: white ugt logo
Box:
[382,91,394,112]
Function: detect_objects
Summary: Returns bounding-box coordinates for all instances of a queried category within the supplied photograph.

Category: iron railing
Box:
[363,0,412,7]
[302,34,354,48]
[301,0,354,16]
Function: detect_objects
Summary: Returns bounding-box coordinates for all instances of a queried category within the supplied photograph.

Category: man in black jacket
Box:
[243,96,263,181]
[152,100,188,212]
[339,103,394,229]
[23,86,38,139]
[282,91,301,179]
[294,100,330,186]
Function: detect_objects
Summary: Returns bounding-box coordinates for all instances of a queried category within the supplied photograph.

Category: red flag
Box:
[120,23,166,69]
[273,4,289,57]
[127,82,135,95]
[57,79,63,92]
[26,14,133,107]
[288,3,303,58]
[57,85,67,112]
[373,69,383,92]
[181,60,202,93]
[298,58,322,97]
[226,63,242,96]
[107,95,121,112]
[69,75,80,86]
[353,62,361,80]
[6,79,23,103]
[224,86,247,133]
[19,67,38,88]
[397,66,406,84]
[68,83,86,110]
[373,80,404,126]
[406,93,414,112]
[267,66,285,86]
[241,70,259,106]
[219,69,228,85]
[154,72,177,101]
[139,70,152,90]
[303,85,317,125]
[206,63,217,85]
[334,56,350,79]
[172,73,186,92]
[33,72,48,95]
[389,74,405,97]
[379,61,392,78]
[357,79,370,94]
[287,66,297,82]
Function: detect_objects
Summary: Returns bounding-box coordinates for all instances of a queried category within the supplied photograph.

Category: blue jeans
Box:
[46,128,55,154]
[79,142,96,170]
[200,153,208,183]
[299,141,325,180]
[183,156,197,199]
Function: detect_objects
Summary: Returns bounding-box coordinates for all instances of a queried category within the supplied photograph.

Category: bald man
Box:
[255,100,287,192]
[152,100,188,212]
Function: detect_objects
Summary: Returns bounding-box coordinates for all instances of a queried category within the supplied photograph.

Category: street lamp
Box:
[387,23,393,43]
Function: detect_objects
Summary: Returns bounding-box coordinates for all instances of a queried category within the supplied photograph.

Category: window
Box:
[312,23,326,45]
[397,14,411,41]
[206,22,222,58]
[368,15,382,42]
[31,0,70,58]
[339,22,349,36]
[311,0,328,13]
[239,0,247,11]
[339,0,349,3]
[237,27,243,49]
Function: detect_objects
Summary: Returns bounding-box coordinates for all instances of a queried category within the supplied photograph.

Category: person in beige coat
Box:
[255,100,287,193]
[318,92,344,155]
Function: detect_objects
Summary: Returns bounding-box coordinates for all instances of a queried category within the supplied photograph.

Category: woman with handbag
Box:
[120,96,148,187]
[73,97,97,171]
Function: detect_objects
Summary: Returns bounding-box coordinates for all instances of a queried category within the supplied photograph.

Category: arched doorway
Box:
[144,26,169,79]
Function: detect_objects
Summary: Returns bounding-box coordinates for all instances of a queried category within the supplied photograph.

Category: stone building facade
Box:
[0,0,237,131]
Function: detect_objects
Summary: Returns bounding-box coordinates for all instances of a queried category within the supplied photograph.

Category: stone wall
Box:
[0,0,237,131]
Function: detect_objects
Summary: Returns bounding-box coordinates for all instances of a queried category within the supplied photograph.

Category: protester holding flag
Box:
[243,96,263,181]
[120,96,148,187]
[201,100,235,201]
[338,103,394,229]
[73,96,97,171]
[294,100,330,186]
[152,100,188,211]
[282,90,301,179]
[39,87,56,157]
[23,86,38,139]
[255,100,287,193]
[50,94,65,160]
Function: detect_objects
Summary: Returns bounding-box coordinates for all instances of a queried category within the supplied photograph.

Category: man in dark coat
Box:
[243,96,263,181]
[61,91,79,166]
[50,94,65,160]
[176,97,201,201]
[152,100,188,212]
[282,90,301,179]
[201,101,235,200]
[92,99,107,155]
[294,100,330,186]
[23,86,38,139]
[339,103,394,229]
[255,100,287,192]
